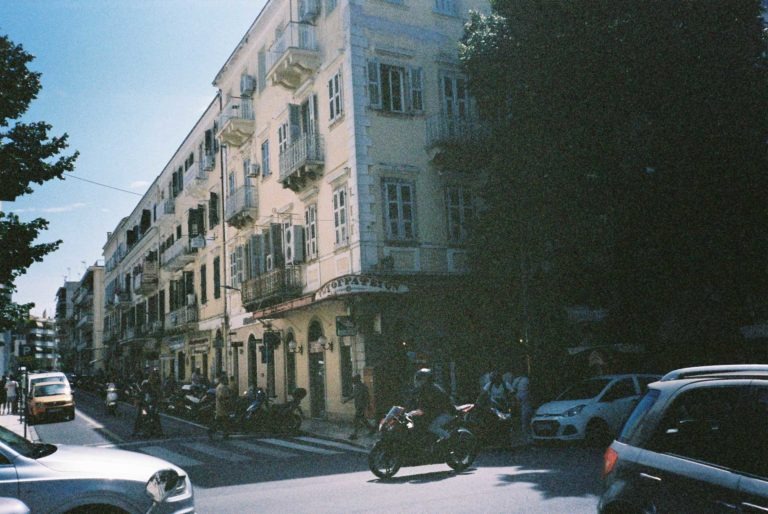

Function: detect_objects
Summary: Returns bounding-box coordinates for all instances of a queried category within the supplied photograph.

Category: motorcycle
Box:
[231,387,306,434]
[180,383,216,423]
[368,406,478,480]
[461,398,515,445]
[134,395,163,437]
[105,382,119,416]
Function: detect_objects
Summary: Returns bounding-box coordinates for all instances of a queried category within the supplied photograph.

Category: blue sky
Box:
[1,0,266,317]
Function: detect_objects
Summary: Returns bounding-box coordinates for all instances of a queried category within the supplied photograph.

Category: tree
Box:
[460,1,768,375]
[0,34,78,329]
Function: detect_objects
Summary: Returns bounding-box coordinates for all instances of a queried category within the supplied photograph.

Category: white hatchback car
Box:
[531,373,660,445]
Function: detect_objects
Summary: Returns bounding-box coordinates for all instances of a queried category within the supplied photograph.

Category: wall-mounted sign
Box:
[315,274,408,301]
[336,316,357,336]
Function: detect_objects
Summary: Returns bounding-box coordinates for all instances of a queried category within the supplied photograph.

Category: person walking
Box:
[208,373,233,440]
[5,375,19,415]
[0,375,7,415]
[511,367,532,442]
[346,374,375,440]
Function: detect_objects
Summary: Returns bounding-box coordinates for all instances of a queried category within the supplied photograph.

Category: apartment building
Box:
[54,281,79,372]
[11,315,59,372]
[72,264,105,374]
[101,0,490,421]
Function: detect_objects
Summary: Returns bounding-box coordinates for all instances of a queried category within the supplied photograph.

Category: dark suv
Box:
[599,365,768,514]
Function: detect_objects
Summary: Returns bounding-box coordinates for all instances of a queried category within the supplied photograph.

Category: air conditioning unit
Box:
[187,293,196,306]
[247,163,261,177]
[265,253,274,272]
[240,74,256,96]
[284,225,305,265]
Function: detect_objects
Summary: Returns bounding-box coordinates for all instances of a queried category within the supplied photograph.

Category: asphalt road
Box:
[33,390,604,513]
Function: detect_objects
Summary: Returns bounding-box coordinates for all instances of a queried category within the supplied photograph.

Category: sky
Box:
[1,0,267,318]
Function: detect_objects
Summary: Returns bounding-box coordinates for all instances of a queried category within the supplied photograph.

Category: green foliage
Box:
[461,1,768,370]
[0,34,78,329]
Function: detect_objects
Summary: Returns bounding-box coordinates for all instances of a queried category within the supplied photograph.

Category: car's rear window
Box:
[618,389,660,442]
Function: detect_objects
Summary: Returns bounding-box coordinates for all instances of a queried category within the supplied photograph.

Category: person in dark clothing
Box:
[407,368,455,441]
[345,374,375,440]
[132,369,163,437]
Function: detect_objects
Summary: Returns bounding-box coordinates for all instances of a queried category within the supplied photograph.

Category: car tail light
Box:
[603,447,619,477]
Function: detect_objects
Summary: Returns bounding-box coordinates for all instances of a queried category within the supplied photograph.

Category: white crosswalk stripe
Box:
[141,446,202,467]
[295,436,369,454]
[260,438,342,455]
[227,439,299,458]
[182,442,250,461]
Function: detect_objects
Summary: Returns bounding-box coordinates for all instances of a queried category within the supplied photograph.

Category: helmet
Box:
[413,368,433,388]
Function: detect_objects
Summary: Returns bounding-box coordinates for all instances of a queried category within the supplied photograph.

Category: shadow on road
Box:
[368,468,476,485]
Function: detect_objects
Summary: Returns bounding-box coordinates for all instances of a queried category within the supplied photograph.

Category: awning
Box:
[314,274,409,301]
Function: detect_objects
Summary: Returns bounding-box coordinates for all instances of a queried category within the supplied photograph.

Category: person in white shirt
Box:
[5,376,19,415]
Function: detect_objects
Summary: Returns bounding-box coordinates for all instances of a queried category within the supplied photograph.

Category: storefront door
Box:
[309,351,326,418]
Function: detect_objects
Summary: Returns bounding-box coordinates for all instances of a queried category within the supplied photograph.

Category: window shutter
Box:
[289,104,301,142]
[367,60,381,109]
[408,67,423,113]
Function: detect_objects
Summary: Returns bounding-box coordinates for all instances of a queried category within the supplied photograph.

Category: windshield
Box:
[557,378,612,401]
[31,376,65,387]
[34,383,69,397]
[0,425,56,459]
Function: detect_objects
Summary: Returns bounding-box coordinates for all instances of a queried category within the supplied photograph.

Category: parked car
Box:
[27,381,75,424]
[26,372,71,395]
[531,373,660,445]
[0,423,194,513]
[600,364,768,514]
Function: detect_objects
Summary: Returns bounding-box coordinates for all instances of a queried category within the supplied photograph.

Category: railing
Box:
[161,237,196,268]
[163,198,175,215]
[183,161,206,184]
[225,185,258,221]
[218,97,254,127]
[267,22,318,71]
[164,305,198,329]
[279,133,324,181]
[425,113,487,148]
[241,265,304,306]
[202,152,215,171]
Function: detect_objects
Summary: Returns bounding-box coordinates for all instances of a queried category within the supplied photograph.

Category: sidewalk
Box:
[0,413,38,442]
[301,417,378,448]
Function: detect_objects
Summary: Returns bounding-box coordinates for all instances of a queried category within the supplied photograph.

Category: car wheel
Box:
[585,418,611,448]
[67,505,128,514]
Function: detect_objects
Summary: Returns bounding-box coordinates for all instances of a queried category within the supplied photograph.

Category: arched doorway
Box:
[308,320,326,418]
[247,334,258,387]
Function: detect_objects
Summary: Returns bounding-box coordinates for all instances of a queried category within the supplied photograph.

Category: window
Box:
[601,378,637,402]
[326,0,337,13]
[446,186,475,243]
[328,70,343,122]
[228,172,236,196]
[305,204,318,259]
[230,245,245,288]
[383,179,415,240]
[213,256,221,299]
[333,186,348,246]
[367,60,423,114]
[261,140,271,177]
[434,0,457,16]
[209,192,219,227]
[200,264,207,304]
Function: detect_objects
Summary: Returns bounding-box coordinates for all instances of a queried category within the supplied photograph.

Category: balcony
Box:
[148,319,163,336]
[164,305,198,331]
[241,265,304,310]
[136,260,159,295]
[217,98,255,147]
[202,152,215,171]
[278,132,324,191]
[183,161,208,196]
[76,314,92,329]
[161,237,198,271]
[225,185,258,229]
[266,22,321,90]
[425,113,489,168]
[109,291,131,311]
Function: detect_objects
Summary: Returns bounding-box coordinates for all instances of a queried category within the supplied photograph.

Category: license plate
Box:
[47,408,62,414]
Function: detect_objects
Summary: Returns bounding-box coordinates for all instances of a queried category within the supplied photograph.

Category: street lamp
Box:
[318,336,333,352]
[288,340,303,355]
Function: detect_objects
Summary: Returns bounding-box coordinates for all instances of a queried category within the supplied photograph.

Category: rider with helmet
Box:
[407,368,455,442]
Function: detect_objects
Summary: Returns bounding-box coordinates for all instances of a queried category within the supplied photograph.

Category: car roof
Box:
[586,374,660,380]
[660,364,768,381]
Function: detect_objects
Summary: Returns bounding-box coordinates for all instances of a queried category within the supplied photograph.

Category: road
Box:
[32,391,604,513]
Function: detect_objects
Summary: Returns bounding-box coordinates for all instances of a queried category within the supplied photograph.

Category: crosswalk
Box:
[131,436,367,468]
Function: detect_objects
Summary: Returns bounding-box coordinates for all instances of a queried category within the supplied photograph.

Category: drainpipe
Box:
[218,90,230,382]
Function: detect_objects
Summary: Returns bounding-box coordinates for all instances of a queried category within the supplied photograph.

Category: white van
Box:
[26,372,71,394]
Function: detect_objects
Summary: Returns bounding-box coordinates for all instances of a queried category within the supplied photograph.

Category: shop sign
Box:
[336,316,357,336]
[315,274,408,301]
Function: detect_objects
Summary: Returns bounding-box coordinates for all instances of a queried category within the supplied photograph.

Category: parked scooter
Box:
[105,382,119,416]
[232,387,306,434]
[368,406,477,479]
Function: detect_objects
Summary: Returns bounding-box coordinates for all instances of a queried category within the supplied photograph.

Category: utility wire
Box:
[66,174,143,196]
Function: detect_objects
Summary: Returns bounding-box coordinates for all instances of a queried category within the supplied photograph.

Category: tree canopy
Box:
[0,34,78,329]
[460,0,768,373]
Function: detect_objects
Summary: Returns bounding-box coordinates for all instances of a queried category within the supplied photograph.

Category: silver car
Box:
[0,425,194,513]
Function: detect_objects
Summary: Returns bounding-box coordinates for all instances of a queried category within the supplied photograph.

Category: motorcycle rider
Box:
[478,371,514,413]
[132,368,163,437]
[407,368,455,443]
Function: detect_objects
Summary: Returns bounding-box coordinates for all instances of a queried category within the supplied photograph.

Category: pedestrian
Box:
[208,373,232,440]
[0,375,7,415]
[345,374,376,440]
[511,365,532,441]
[5,375,19,415]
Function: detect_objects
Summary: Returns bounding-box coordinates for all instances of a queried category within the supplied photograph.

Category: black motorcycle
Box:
[368,406,478,480]
[133,394,163,437]
[461,399,515,445]
[231,387,306,434]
